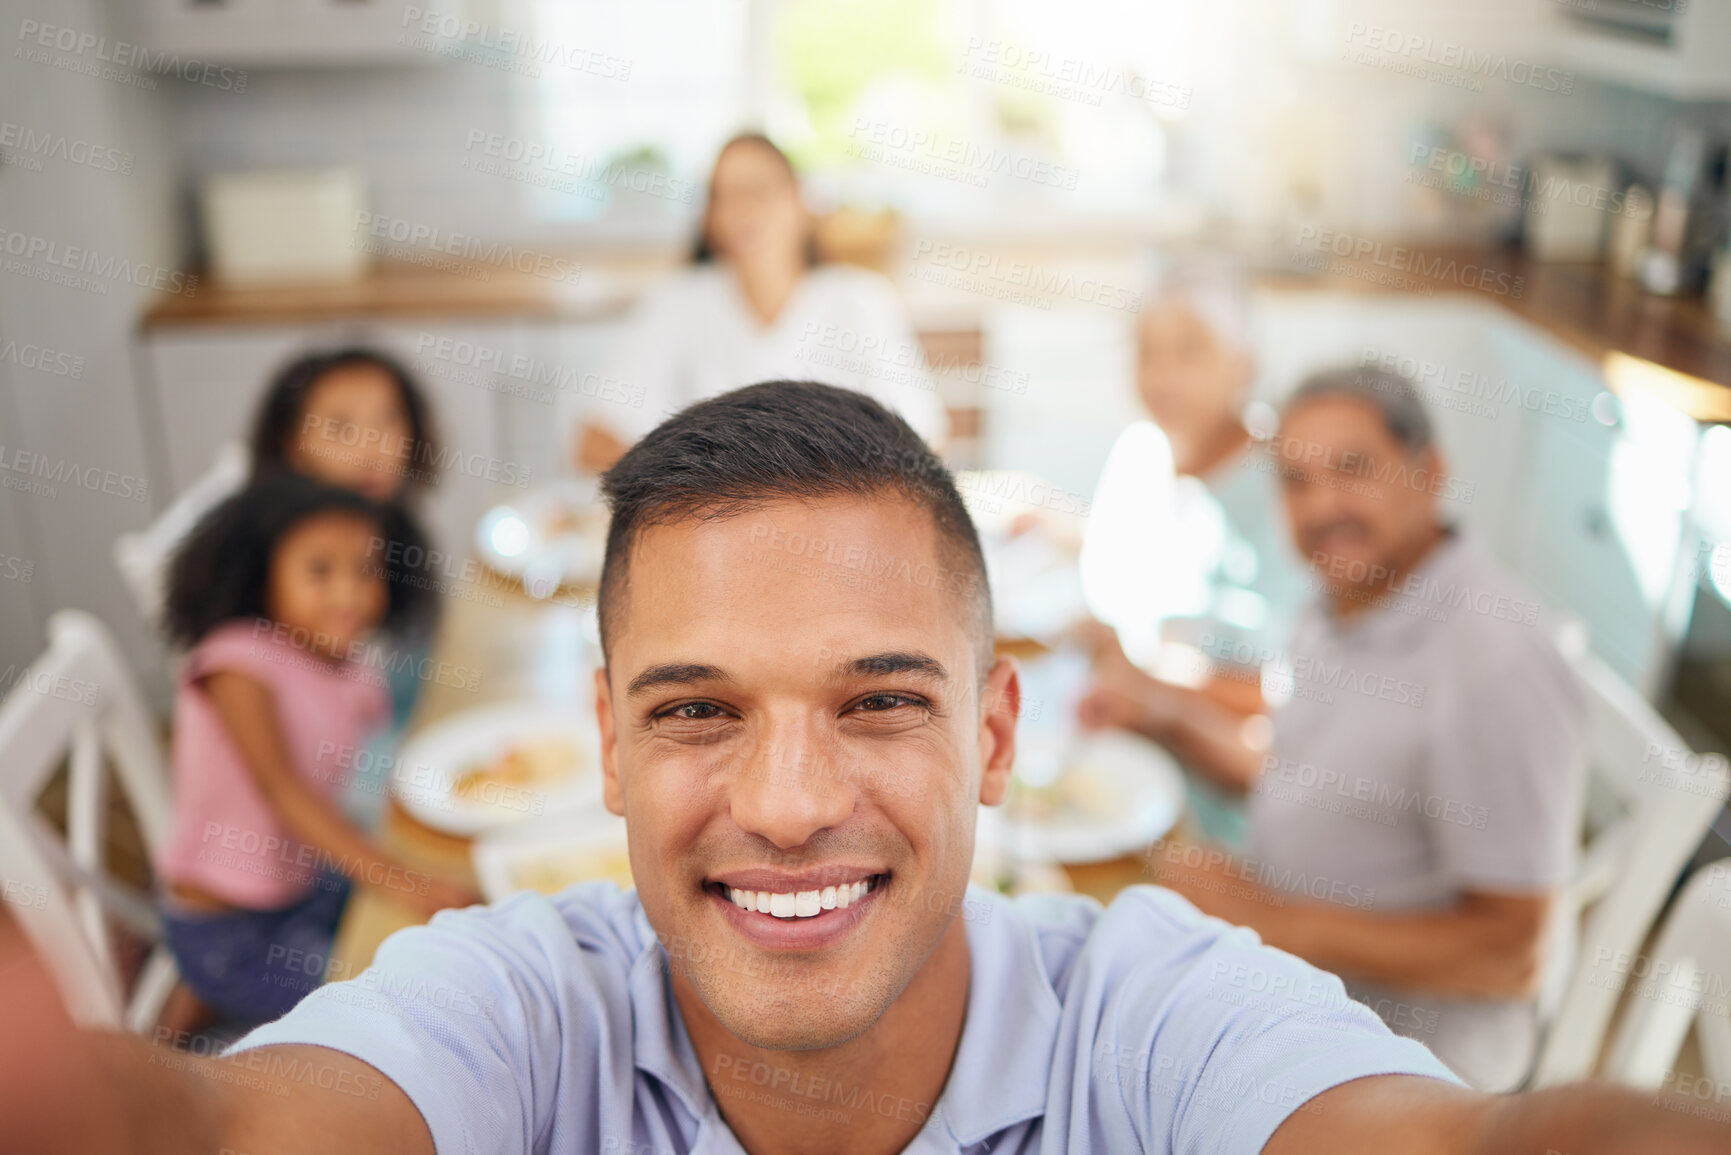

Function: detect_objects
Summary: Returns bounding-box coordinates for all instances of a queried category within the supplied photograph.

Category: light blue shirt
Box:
[231,883,1458,1154]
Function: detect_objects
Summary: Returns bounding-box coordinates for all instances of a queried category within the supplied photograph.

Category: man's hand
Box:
[1072,621,1181,741]
[1076,662,1177,742]
[1267,1074,1731,1154]
[1151,840,1554,1001]
[1145,838,1285,927]
[1071,621,1267,793]
[0,910,432,1154]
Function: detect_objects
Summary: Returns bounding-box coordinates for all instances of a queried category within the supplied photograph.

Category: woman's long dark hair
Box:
[163,474,433,650]
[247,346,440,499]
[690,132,820,268]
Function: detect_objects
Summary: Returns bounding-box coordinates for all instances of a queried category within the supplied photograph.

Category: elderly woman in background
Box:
[1076,258,1310,846]
[568,132,945,472]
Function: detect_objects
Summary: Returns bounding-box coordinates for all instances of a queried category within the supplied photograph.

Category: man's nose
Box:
[727,714,856,851]
[1297,470,1352,525]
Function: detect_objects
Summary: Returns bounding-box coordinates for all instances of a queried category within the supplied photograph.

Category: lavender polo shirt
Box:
[230,882,1458,1154]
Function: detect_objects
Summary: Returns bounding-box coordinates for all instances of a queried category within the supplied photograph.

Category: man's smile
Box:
[703,869,892,948]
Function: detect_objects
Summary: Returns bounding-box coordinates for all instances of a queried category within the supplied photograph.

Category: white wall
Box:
[0,0,183,700]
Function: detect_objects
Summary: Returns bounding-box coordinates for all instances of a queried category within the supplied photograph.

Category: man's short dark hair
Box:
[1283,366,1435,456]
[598,381,993,679]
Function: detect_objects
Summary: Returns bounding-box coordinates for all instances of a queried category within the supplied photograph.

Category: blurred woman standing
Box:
[568,133,945,471]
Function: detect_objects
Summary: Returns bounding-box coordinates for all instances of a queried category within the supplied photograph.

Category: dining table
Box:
[325,560,1170,983]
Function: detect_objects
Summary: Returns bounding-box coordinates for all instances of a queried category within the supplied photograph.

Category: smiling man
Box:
[5,381,1729,1154]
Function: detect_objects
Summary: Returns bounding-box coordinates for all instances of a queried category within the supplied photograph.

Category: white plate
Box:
[393,701,605,836]
[1000,729,1185,864]
[471,810,631,902]
[474,480,609,596]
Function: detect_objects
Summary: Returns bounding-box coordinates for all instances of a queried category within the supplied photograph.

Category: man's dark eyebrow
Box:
[845,652,950,683]
[626,663,732,697]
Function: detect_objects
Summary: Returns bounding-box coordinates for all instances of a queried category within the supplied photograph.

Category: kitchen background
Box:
[3,0,1731,821]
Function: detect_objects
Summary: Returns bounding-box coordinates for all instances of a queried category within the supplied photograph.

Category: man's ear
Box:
[595,667,625,816]
[977,657,1019,807]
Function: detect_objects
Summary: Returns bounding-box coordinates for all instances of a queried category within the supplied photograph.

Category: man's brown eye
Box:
[858,694,916,712]
[672,702,722,720]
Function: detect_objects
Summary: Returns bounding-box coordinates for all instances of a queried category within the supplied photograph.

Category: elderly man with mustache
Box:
[1080,366,1587,1092]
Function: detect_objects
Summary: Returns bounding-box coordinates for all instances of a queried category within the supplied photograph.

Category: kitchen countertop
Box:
[143,243,1731,422]
[140,252,677,328]
[1264,244,1731,422]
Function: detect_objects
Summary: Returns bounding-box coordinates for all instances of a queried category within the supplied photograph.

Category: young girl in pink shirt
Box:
[154,475,477,1026]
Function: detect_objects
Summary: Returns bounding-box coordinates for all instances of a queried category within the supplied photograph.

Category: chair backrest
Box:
[1601,859,1731,1091]
[0,611,177,1029]
[113,441,247,624]
[1528,655,1731,1086]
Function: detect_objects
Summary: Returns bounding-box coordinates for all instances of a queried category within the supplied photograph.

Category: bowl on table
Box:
[471,810,631,902]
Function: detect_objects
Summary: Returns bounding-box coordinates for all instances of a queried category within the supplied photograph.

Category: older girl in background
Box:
[247,347,444,736]
[248,347,439,505]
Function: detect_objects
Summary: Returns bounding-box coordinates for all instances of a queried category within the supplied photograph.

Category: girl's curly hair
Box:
[163,473,434,649]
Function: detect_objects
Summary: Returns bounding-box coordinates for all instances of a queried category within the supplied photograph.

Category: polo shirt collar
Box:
[623,887,1062,1153]
[928,887,1063,1148]
[626,903,716,1126]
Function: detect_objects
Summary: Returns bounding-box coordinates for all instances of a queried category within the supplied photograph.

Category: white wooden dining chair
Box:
[1528,655,1731,1086]
[0,610,179,1031]
[1600,859,1731,1091]
[113,440,247,625]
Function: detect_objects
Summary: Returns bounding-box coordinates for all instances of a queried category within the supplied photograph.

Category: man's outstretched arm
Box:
[1268,1074,1731,1155]
[0,912,433,1155]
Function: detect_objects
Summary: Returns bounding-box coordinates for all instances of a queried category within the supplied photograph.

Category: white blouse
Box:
[569,263,946,451]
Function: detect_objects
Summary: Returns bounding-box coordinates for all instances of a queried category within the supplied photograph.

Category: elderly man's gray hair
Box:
[1282,366,1435,456]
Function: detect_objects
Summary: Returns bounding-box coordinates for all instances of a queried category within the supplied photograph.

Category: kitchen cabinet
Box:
[136,0,465,67]
[1495,322,1700,696]
[1542,0,1731,100]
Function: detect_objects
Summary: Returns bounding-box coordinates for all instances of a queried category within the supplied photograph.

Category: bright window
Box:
[517,0,1184,229]
[517,0,752,225]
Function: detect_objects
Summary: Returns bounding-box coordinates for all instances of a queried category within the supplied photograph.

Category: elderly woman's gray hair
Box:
[1146,251,1254,355]
[1282,366,1435,456]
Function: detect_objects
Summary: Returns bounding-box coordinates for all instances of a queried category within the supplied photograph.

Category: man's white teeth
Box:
[727,879,873,918]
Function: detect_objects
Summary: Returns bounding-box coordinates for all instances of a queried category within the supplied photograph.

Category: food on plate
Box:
[511,846,634,894]
[453,735,581,803]
[1009,760,1120,823]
